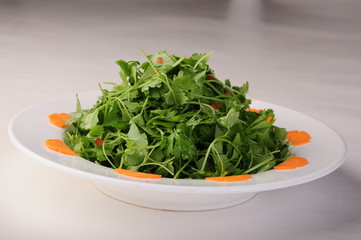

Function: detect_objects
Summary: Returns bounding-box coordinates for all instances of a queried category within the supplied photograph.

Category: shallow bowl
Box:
[8,92,347,211]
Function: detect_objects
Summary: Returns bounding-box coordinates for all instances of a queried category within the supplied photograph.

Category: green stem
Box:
[211,145,225,176]
[174,159,192,179]
[140,49,158,73]
[243,156,274,174]
[116,101,131,121]
[140,159,174,176]
[200,136,227,172]
[193,51,215,70]
[172,55,186,68]
[186,101,216,115]
[102,134,116,169]
[192,94,225,102]
[205,81,223,95]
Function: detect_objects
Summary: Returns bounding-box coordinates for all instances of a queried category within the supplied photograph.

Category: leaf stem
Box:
[102,134,116,169]
[139,49,158,74]
[174,159,192,179]
[243,156,274,174]
[193,51,215,70]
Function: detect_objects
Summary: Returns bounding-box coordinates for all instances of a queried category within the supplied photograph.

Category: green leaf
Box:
[173,71,194,90]
[138,63,156,82]
[131,113,145,127]
[88,125,104,137]
[123,146,145,167]
[103,103,120,126]
[194,70,206,86]
[79,109,99,130]
[149,50,176,73]
[76,93,82,112]
[173,132,197,160]
[124,101,141,113]
[115,59,131,86]
[218,108,240,128]
[127,122,148,147]
[140,79,163,94]
[164,133,175,158]
[164,87,187,106]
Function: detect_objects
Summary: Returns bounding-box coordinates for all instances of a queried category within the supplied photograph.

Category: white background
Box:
[1,0,360,239]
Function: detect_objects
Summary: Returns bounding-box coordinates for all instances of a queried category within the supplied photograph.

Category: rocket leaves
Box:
[64,50,291,179]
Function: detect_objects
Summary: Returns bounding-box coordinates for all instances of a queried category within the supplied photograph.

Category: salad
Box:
[61,50,295,179]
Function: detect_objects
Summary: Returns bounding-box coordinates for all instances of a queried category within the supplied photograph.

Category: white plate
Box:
[8,91,347,211]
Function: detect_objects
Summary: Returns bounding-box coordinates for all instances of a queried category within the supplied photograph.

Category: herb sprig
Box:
[64,50,290,179]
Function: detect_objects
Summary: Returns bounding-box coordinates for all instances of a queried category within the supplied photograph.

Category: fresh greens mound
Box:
[65,50,290,179]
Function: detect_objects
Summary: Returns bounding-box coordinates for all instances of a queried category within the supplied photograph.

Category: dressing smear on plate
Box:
[45,50,311,181]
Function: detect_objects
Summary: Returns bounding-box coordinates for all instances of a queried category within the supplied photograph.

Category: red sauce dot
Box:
[95,138,104,146]
[206,74,214,80]
[156,57,163,63]
[211,103,221,110]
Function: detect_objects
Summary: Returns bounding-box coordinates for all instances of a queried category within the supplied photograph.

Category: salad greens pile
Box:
[65,50,291,179]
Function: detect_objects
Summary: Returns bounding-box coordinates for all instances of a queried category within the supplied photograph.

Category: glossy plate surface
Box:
[8,92,347,210]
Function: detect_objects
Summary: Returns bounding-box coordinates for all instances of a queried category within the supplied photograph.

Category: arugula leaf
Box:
[173,132,197,160]
[127,122,148,147]
[140,79,163,94]
[88,125,104,137]
[173,71,194,90]
[218,108,239,129]
[164,87,188,106]
[65,50,291,179]
[79,109,99,130]
[123,146,146,167]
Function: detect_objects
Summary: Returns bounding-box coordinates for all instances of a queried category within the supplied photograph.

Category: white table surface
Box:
[1,0,361,239]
